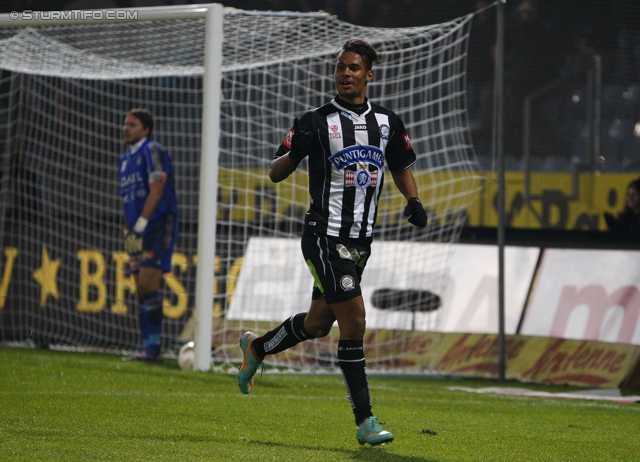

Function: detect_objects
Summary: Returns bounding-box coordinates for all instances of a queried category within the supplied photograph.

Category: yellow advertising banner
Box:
[214,169,640,231]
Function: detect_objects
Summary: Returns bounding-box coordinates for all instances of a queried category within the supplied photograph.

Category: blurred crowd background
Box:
[4,0,640,172]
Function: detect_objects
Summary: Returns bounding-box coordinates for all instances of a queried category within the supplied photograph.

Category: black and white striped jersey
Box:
[275,96,417,238]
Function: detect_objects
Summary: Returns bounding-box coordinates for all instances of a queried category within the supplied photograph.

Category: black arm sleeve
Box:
[273,112,314,171]
[385,113,417,172]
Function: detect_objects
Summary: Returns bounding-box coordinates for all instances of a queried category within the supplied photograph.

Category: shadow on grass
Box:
[250,439,436,461]
[4,427,437,461]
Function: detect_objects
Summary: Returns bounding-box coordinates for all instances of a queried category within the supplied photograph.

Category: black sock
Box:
[252,313,310,359]
[338,339,372,425]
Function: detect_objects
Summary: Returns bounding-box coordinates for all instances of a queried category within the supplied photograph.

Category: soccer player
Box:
[119,108,178,362]
[237,39,427,446]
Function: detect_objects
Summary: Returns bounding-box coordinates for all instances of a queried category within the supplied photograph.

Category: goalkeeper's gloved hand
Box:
[124,230,143,254]
[289,117,312,161]
[404,197,428,228]
[124,217,147,254]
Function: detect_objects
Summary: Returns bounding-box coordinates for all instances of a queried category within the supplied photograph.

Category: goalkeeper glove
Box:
[124,230,143,254]
[124,217,147,254]
[404,197,428,228]
[289,117,312,161]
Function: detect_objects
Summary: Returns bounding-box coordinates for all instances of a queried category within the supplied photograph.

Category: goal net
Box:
[0,6,482,373]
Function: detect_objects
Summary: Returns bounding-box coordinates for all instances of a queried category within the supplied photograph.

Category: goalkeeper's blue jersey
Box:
[119,138,178,229]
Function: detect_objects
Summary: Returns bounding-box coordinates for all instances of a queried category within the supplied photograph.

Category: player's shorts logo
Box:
[141,250,155,262]
[128,255,140,271]
[340,275,356,292]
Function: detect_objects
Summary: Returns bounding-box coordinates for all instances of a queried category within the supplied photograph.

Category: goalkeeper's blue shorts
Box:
[129,213,178,274]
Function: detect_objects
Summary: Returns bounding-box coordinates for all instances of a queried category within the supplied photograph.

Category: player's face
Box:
[334,51,373,104]
[123,114,149,144]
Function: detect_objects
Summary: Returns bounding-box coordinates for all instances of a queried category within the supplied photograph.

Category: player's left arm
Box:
[140,178,165,221]
[124,176,165,254]
[391,167,419,200]
[123,154,167,256]
[140,145,169,223]
[387,114,427,228]
[392,168,427,228]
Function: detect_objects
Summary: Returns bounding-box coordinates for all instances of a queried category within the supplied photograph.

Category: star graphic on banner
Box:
[33,246,61,307]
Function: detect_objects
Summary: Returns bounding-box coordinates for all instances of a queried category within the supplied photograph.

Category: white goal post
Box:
[1,3,224,371]
[0,4,483,374]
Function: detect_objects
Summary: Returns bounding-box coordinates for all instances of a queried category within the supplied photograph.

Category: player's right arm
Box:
[269,116,312,183]
[269,155,296,183]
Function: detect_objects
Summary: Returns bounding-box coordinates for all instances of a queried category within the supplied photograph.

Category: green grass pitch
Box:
[1,347,638,461]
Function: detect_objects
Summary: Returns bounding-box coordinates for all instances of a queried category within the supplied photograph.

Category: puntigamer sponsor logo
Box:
[329,145,384,170]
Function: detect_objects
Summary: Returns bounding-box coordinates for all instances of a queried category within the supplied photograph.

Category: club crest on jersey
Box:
[379,124,390,139]
[345,166,378,188]
[329,145,384,170]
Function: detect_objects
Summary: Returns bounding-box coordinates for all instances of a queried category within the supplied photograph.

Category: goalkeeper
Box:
[119,108,178,361]
[237,39,427,446]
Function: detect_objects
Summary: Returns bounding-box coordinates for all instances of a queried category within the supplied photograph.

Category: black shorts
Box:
[300,231,372,305]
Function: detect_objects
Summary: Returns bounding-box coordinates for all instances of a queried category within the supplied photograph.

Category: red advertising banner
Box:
[432,333,640,388]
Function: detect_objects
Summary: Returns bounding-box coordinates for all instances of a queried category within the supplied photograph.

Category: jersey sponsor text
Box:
[329,145,384,170]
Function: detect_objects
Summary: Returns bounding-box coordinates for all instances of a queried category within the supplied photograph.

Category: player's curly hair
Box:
[128,108,153,136]
[338,39,382,71]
